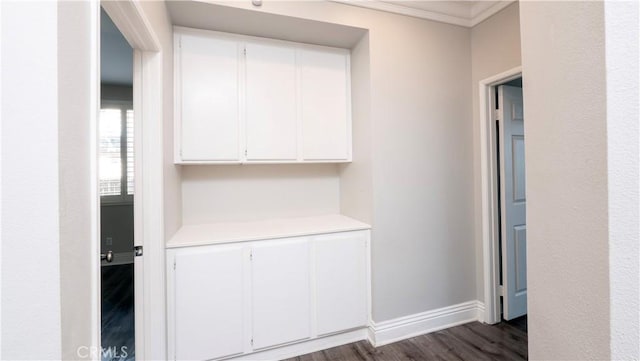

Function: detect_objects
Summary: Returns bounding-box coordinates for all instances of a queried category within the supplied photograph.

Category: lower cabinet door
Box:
[315,231,368,335]
[174,246,245,360]
[251,237,311,349]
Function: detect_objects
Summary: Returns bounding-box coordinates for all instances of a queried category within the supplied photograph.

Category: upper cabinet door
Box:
[245,43,297,161]
[178,33,240,161]
[299,49,350,161]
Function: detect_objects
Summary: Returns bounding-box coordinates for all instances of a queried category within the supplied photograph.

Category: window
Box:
[99,101,134,203]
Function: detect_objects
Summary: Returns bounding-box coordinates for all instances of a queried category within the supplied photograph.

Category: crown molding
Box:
[470,1,515,26]
[329,0,516,28]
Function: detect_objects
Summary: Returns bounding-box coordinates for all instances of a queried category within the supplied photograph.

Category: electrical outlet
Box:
[106,237,113,246]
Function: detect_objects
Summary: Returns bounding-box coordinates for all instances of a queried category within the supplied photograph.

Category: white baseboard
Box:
[227,329,368,361]
[368,300,485,347]
[476,301,486,323]
[227,300,485,360]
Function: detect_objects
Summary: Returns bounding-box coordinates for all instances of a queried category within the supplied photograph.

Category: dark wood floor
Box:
[285,317,527,361]
[101,263,135,361]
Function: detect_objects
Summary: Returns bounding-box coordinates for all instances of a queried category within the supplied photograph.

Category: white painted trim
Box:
[470,1,515,27]
[101,0,160,51]
[131,49,145,361]
[139,49,166,361]
[89,2,101,359]
[0,2,3,355]
[368,301,485,347]
[331,0,469,27]
[329,0,515,28]
[478,66,522,325]
[476,301,486,323]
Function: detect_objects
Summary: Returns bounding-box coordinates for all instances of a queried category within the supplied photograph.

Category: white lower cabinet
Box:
[314,232,368,335]
[252,238,311,349]
[167,229,369,360]
[173,245,245,360]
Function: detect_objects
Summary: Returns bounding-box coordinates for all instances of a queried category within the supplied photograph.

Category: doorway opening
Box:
[479,67,527,327]
[494,77,527,325]
[100,7,135,361]
[96,2,164,358]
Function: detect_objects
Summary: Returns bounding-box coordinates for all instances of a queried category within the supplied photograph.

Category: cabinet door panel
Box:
[299,49,349,160]
[245,43,297,160]
[315,232,368,335]
[252,238,311,349]
[174,246,244,360]
[180,34,240,161]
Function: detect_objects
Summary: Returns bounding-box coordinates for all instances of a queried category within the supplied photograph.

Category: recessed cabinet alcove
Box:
[167,16,371,360]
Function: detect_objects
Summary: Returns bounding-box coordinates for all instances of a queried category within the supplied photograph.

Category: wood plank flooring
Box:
[101,263,135,361]
[285,317,527,361]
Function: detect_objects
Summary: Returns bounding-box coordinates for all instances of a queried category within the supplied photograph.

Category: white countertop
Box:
[166,214,371,249]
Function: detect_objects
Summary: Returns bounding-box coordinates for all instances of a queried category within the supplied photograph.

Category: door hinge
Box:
[498,285,504,297]
[250,338,253,346]
[250,250,253,261]
[134,245,143,257]
[173,260,176,270]
[494,109,500,121]
[244,47,247,56]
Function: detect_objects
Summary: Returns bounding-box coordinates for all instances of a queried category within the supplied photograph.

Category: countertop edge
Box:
[166,215,371,249]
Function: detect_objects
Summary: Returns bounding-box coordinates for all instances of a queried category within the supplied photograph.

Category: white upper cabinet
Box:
[245,42,298,161]
[174,28,351,164]
[299,49,350,161]
[177,33,240,162]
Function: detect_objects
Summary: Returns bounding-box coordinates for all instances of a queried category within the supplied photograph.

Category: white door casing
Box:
[498,85,527,320]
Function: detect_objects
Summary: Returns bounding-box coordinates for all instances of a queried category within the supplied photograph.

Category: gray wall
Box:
[470,3,522,303]
[175,1,475,322]
[101,205,134,254]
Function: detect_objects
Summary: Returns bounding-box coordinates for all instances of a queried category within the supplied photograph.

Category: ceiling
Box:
[105,1,513,86]
[167,1,367,49]
[331,0,516,27]
[101,8,133,86]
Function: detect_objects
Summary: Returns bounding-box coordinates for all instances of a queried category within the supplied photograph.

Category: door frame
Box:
[98,2,164,360]
[478,66,522,324]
